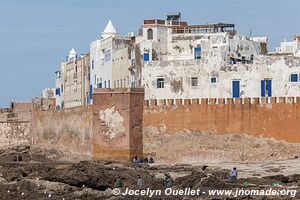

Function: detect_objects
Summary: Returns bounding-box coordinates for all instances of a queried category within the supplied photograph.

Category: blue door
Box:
[261,80,272,97]
[232,80,240,98]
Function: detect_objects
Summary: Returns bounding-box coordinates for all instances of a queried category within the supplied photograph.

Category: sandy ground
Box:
[144,128,300,165]
[204,158,300,178]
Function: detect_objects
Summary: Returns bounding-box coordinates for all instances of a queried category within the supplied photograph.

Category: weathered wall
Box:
[0,102,32,149]
[0,122,31,148]
[142,55,300,100]
[143,97,300,143]
[92,88,144,160]
[31,106,93,159]
[31,88,144,161]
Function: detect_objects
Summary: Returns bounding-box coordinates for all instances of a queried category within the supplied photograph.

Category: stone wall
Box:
[31,88,144,161]
[143,97,300,143]
[92,88,144,160]
[0,122,31,148]
[0,102,32,149]
[31,106,93,160]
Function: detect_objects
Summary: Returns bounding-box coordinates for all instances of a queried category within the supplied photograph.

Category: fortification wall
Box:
[31,106,93,160]
[31,88,144,161]
[0,103,31,149]
[0,122,31,148]
[143,97,300,143]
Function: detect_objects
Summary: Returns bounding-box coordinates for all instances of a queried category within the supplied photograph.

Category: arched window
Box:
[147,28,153,40]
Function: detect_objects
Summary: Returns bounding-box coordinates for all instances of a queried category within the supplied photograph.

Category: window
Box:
[104,81,106,88]
[291,74,298,82]
[61,85,63,93]
[157,78,164,88]
[144,53,150,61]
[261,79,272,97]
[117,80,119,88]
[108,80,110,88]
[211,77,217,83]
[104,50,111,62]
[90,85,93,100]
[120,79,123,87]
[147,28,153,40]
[194,47,201,59]
[55,88,60,96]
[191,77,198,87]
[91,59,94,69]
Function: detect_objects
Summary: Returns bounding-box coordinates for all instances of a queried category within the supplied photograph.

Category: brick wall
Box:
[143,97,300,143]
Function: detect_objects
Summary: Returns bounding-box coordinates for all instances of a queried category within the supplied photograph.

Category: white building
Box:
[143,55,300,99]
[55,49,90,109]
[275,36,300,57]
[133,13,270,99]
[90,20,136,101]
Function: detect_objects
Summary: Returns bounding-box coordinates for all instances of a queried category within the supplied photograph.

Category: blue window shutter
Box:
[90,85,92,99]
[144,53,149,61]
[261,80,265,97]
[56,88,60,96]
[267,80,272,97]
[291,74,298,82]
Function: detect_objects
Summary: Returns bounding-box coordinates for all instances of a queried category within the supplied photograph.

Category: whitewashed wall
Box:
[142,55,300,99]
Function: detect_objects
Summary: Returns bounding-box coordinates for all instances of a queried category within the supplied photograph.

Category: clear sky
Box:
[0,0,299,107]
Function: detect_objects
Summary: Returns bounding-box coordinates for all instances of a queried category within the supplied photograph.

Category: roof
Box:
[103,20,118,34]
[69,48,76,55]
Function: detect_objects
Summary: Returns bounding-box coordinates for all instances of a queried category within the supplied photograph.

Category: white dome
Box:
[68,48,77,61]
[102,20,118,39]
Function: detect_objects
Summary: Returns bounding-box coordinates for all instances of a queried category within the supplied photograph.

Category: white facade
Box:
[55,61,65,108]
[55,49,90,109]
[142,55,300,99]
[275,37,300,57]
[90,20,135,101]
[90,20,119,92]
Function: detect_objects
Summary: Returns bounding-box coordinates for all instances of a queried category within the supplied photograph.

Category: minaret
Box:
[102,20,118,39]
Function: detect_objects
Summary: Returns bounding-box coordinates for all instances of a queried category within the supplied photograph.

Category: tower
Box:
[102,20,118,39]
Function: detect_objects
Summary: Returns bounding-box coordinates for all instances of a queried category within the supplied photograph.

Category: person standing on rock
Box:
[164,172,173,187]
[137,175,144,186]
[114,176,123,188]
[230,167,238,182]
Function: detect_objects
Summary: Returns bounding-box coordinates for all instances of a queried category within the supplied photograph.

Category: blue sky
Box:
[0,0,299,107]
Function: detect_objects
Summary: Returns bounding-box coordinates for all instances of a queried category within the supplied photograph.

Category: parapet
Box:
[93,88,144,94]
[144,96,300,107]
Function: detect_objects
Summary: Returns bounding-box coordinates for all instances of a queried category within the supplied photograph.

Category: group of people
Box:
[132,155,154,164]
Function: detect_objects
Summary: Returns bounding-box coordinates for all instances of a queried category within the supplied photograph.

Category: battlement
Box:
[144,96,299,107]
